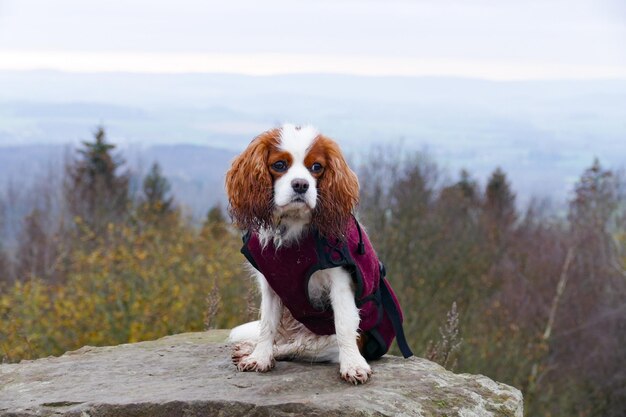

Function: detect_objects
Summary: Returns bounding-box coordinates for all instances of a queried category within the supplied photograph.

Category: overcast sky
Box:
[0,0,625,79]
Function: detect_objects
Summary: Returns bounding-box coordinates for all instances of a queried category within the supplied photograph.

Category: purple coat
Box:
[241,217,413,360]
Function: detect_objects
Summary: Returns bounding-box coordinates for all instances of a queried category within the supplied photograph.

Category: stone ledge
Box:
[0,330,522,417]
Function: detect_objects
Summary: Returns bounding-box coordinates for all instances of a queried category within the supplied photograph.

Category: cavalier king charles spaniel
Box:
[225,124,410,384]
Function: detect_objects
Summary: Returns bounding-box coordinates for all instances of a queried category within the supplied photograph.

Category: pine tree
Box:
[0,246,8,283]
[457,169,479,203]
[140,162,174,217]
[484,167,517,232]
[64,126,129,233]
[202,205,227,238]
[438,169,481,217]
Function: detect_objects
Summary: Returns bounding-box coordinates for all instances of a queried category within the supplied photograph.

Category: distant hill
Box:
[1,70,625,208]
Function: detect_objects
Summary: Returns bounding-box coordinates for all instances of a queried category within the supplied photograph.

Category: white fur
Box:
[234,271,283,372]
[228,320,260,343]
[272,124,319,210]
[312,267,372,381]
[232,267,370,382]
[230,124,372,384]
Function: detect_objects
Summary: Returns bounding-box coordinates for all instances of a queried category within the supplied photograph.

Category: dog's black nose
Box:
[291,178,309,194]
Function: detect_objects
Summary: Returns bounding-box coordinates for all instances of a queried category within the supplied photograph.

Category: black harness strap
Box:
[353,216,366,255]
[240,231,260,271]
[379,267,414,358]
[353,217,413,359]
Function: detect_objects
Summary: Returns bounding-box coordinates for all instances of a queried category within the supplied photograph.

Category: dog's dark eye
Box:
[310,163,323,173]
[271,160,288,172]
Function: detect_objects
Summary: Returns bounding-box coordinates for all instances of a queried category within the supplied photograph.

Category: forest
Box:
[1,128,624,417]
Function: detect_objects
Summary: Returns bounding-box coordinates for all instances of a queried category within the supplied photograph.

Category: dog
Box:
[225,124,411,384]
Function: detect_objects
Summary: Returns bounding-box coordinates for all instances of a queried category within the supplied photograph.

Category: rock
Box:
[0,330,523,417]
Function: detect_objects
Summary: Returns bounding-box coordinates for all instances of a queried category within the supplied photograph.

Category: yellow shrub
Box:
[0,217,252,362]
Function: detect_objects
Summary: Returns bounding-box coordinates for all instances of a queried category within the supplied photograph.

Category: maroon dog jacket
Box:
[241,217,413,360]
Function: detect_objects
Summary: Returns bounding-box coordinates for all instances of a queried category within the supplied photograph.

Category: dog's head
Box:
[225,124,359,238]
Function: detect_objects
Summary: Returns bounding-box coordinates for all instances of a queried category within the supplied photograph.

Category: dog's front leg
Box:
[237,273,282,372]
[329,268,372,384]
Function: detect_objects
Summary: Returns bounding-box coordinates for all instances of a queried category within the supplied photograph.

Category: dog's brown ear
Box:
[313,136,359,238]
[225,129,279,231]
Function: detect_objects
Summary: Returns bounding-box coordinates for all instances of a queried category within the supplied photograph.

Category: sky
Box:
[0,0,625,80]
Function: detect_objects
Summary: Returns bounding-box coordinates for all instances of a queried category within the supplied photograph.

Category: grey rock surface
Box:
[0,330,523,417]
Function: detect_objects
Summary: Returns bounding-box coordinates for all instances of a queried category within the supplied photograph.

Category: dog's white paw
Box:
[235,350,275,372]
[231,341,255,366]
[340,359,372,384]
